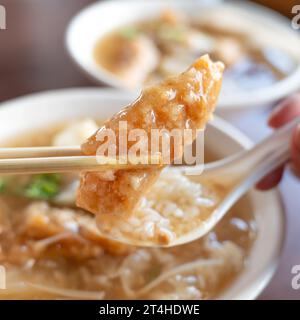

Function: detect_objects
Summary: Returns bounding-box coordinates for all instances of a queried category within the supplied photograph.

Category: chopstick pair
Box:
[0,146,162,175]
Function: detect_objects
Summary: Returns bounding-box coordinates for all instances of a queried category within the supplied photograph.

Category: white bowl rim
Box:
[65,0,300,110]
[0,87,286,300]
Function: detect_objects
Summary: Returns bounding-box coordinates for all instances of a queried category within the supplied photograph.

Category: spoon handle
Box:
[238,115,300,175]
[202,115,300,183]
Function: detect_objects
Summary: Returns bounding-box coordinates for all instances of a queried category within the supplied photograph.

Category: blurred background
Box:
[0,0,298,102]
[0,0,299,300]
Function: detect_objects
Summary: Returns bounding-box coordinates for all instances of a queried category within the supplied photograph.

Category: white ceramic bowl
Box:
[0,88,285,299]
[66,0,300,110]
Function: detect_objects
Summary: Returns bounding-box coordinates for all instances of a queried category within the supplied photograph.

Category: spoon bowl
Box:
[96,116,298,248]
[166,116,299,246]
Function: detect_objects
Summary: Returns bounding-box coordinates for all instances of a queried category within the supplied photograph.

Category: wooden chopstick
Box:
[0,146,162,175]
[0,146,82,159]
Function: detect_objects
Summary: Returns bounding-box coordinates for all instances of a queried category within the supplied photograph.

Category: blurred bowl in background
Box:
[66,0,300,111]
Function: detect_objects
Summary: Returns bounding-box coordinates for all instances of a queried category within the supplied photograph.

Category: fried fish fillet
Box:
[77,55,224,218]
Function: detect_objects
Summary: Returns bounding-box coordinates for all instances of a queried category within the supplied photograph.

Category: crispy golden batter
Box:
[77,55,224,217]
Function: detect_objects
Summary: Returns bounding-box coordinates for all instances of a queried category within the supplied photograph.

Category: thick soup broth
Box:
[0,122,256,299]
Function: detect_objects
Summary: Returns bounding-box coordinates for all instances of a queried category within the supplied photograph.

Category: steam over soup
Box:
[0,120,256,299]
[94,9,297,91]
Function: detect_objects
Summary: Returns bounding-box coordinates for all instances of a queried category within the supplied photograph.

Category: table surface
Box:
[0,0,299,300]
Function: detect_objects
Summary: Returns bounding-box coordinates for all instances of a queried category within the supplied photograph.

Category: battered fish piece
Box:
[77,55,224,224]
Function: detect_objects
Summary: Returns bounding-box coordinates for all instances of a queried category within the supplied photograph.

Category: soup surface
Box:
[94,9,296,91]
[0,120,256,299]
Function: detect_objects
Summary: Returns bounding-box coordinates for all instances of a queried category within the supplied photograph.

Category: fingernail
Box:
[294,124,300,153]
